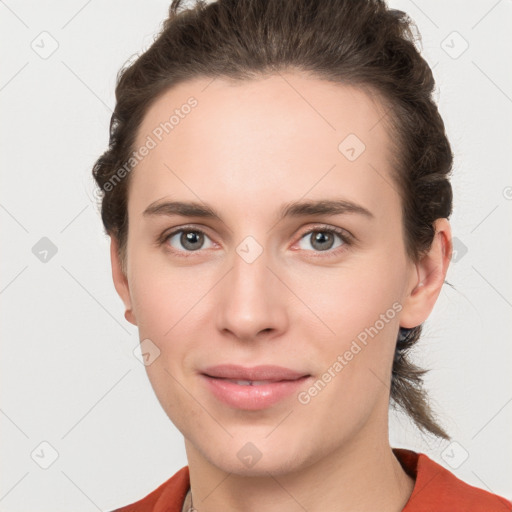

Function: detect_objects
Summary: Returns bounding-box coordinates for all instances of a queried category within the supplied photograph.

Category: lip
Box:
[200,364,311,410]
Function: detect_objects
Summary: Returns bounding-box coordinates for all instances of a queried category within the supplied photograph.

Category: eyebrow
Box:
[143,198,374,222]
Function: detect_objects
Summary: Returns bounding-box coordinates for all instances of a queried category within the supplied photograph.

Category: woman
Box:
[92,0,511,510]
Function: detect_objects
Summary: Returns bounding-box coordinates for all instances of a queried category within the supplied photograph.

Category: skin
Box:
[110,72,452,512]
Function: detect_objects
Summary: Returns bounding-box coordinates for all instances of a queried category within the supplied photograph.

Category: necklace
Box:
[181,487,196,512]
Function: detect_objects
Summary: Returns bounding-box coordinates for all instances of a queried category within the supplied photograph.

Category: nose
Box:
[215,242,288,343]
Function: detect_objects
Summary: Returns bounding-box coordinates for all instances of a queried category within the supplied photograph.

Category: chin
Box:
[194,432,319,477]
[211,451,306,477]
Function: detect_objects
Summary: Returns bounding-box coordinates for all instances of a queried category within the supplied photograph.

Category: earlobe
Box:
[124,308,136,325]
[399,218,453,329]
[110,236,137,326]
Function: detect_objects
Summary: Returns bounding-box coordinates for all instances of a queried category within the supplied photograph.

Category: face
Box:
[112,72,435,476]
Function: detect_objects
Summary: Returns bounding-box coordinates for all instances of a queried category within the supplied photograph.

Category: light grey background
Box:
[1,1,511,510]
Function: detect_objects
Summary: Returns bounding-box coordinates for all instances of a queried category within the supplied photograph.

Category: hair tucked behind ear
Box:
[92,0,453,439]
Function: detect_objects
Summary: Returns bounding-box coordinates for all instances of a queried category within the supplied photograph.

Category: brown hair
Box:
[92,0,453,439]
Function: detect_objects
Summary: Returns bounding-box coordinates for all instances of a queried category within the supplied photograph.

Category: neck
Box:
[184,434,414,512]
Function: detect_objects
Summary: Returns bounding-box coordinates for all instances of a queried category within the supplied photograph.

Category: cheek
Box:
[296,292,400,434]
[128,252,200,337]
[289,251,403,338]
[143,359,201,440]
[290,254,402,400]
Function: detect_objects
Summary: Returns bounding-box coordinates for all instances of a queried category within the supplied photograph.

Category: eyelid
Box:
[295,223,354,244]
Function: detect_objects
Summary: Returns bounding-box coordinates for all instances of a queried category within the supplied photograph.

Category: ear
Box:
[399,218,452,329]
[110,236,137,326]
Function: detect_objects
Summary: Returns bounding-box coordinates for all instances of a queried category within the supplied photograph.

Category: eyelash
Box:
[158,224,353,259]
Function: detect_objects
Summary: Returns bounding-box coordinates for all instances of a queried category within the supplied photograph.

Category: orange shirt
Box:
[112,448,511,511]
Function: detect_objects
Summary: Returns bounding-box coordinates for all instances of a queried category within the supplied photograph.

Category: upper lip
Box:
[202,364,310,382]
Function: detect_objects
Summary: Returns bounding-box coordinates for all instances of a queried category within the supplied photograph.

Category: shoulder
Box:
[110,466,190,512]
[394,448,512,512]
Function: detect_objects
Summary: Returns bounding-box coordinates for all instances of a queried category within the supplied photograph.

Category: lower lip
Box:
[201,374,311,410]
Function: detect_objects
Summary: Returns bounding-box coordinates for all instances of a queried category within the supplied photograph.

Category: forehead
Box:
[129,72,399,220]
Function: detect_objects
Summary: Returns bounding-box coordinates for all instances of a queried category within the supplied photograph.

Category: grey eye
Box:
[167,230,213,252]
[298,230,345,252]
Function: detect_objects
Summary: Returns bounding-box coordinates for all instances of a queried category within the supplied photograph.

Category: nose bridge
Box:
[233,235,270,297]
[216,233,286,339]
[231,234,274,311]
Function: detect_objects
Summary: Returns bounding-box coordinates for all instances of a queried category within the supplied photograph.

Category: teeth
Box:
[228,379,274,386]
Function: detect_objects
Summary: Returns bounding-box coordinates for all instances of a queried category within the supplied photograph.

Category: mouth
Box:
[199,365,312,410]
[201,363,310,381]
[205,377,295,386]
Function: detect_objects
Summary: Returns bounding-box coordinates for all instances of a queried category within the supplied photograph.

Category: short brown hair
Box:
[92,0,453,439]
